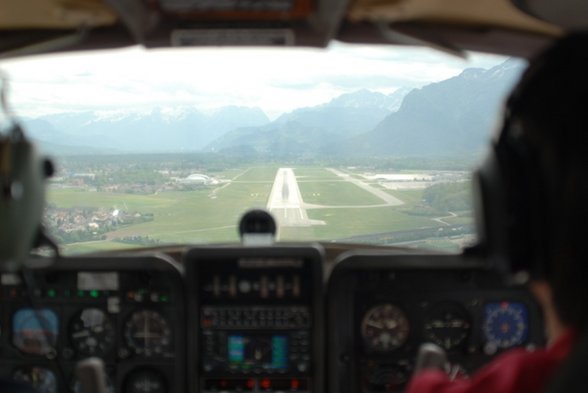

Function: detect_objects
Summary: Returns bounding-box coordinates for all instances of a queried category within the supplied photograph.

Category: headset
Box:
[0,72,54,270]
[472,104,548,279]
[0,125,53,270]
[472,33,588,281]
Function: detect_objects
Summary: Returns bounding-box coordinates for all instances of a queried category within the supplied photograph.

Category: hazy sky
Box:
[0,41,508,120]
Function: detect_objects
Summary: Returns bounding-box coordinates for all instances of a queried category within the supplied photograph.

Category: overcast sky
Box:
[0,42,509,120]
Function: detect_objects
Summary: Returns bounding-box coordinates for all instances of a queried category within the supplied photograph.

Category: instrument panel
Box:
[327,253,544,393]
[0,256,185,393]
[0,246,545,393]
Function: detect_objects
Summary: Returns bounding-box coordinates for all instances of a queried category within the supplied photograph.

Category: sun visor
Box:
[513,0,588,31]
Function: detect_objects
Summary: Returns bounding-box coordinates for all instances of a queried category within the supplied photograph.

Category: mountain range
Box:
[207,88,412,156]
[24,106,270,154]
[353,59,525,156]
[23,59,525,157]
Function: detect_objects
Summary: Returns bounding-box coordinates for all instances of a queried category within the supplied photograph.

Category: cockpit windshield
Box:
[0,42,524,254]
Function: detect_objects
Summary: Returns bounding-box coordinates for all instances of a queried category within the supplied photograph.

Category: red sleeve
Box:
[405,370,469,393]
[406,348,561,393]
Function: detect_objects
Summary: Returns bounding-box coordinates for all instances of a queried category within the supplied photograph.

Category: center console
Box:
[185,246,323,393]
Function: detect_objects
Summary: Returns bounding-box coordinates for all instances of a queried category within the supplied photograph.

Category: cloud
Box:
[0,43,508,119]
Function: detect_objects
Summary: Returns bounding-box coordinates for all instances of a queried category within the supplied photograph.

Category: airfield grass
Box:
[403,238,462,253]
[383,189,424,204]
[278,207,433,241]
[62,240,140,255]
[47,189,175,210]
[48,166,468,254]
[214,168,250,180]
[293,167,341,181]
[234,166,280,182]
[310,207,432,239]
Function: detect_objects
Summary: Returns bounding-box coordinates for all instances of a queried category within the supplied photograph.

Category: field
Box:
[47,166,473,254]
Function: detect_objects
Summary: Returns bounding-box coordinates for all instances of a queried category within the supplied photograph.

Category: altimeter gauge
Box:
[361,304,410,352]
[70,308,115,356]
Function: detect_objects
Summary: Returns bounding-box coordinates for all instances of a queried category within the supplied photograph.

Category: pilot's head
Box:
[475,32,588,330]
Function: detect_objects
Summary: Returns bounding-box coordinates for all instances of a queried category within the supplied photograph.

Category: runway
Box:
[267,168,314,227]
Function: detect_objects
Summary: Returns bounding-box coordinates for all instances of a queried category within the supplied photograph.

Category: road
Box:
[327,168,404,206]
[432,211,457,226]
[267,168,315,227]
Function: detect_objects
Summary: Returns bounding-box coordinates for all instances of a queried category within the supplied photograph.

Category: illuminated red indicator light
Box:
[291,379,300,390]
[500,301,509,309]
[260,378,271,390]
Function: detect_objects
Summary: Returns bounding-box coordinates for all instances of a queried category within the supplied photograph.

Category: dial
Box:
[125,368,167,393]
[483,302,529,349]
[70,308,115,356]
[13,367,57,393]
[423,302,471,350]
[361,304,410,352]
[12,308,59,355]
[125,310,172,357]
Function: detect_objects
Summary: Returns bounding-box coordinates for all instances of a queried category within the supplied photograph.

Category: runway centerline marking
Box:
[267,168,316,228]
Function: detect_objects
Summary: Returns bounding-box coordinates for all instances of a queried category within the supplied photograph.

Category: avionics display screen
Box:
[228,335,288,370]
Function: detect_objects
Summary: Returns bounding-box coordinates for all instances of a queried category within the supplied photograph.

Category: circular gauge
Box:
[124,368,167,393]
[124,310,172,357]
[483,302,529,349]
[13,367,57,393]
[423,302,471,350]
[70,308,115,356]
[361,304,410,352]
[12,308,59,355]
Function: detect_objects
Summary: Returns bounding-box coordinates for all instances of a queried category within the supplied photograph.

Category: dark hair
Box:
[508,33,588,328]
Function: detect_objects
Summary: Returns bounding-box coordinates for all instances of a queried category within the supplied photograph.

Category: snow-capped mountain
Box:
[24,106,270,154]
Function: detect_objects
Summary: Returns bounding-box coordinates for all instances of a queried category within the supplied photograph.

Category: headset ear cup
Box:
[474,117,548,278]
[0,138,46,270]
[473,149,510,272]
